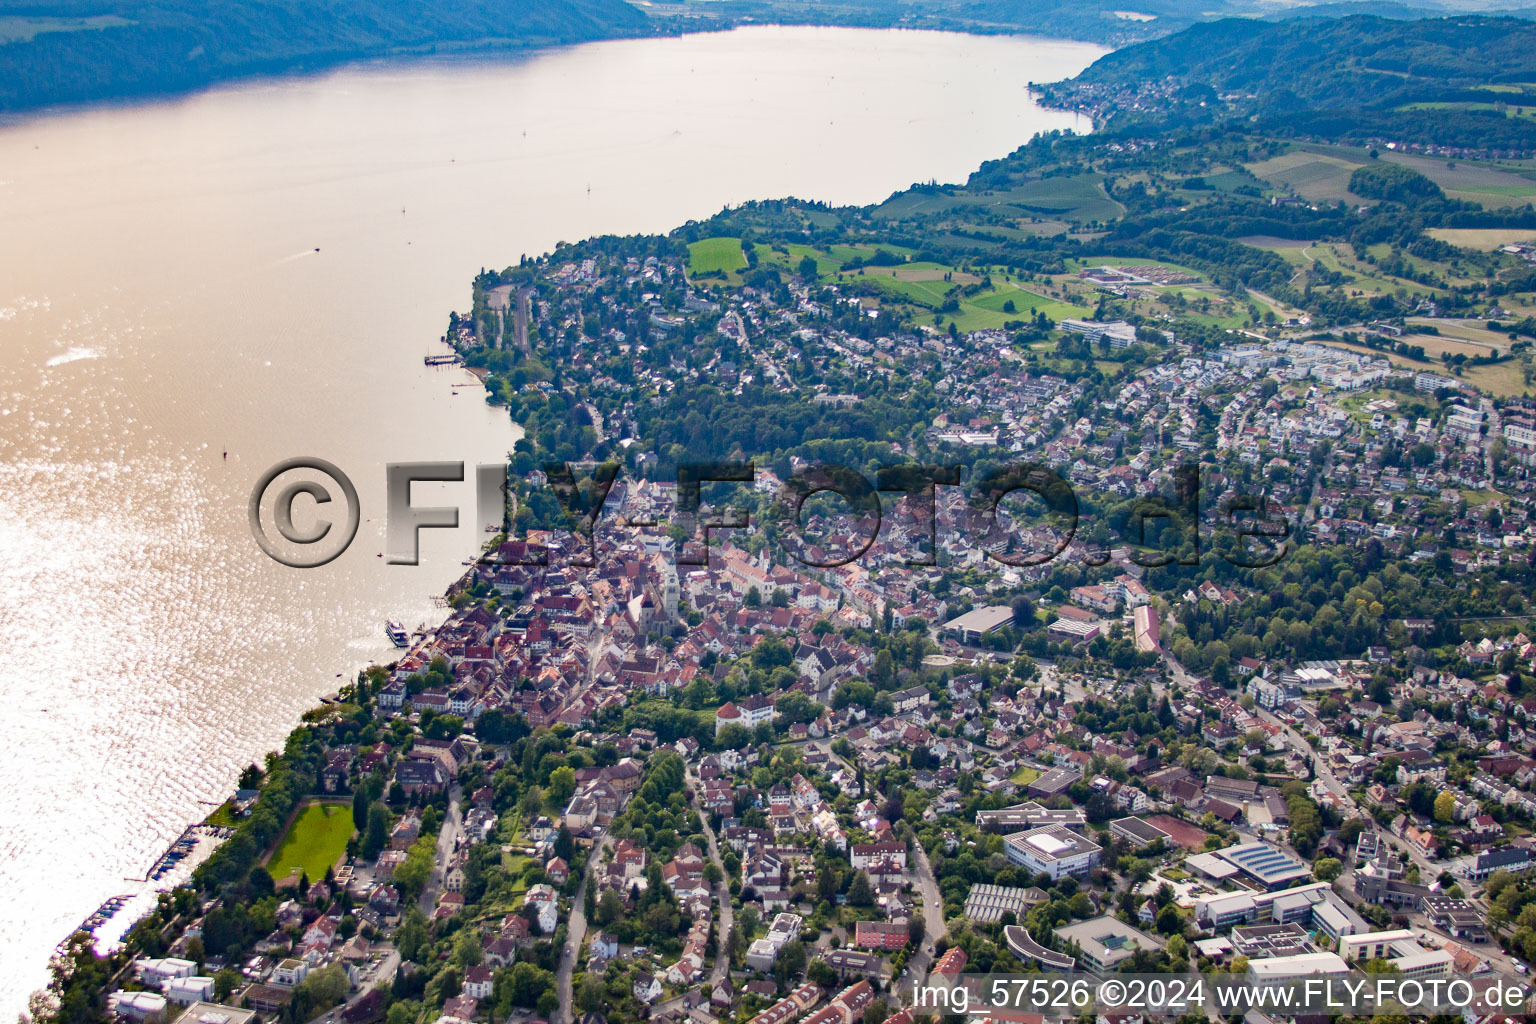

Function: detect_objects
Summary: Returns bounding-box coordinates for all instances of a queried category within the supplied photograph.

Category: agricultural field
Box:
[0,14,130,43]
[1409,318,1520,350]
[1237,236,1317,251]
[1325,333,1532,398]
[1399,100,1536,121]
[1199,169,1259,192]
[265,800,353,885]
[1308,242,1448,299]
[1245,148,1365,202]
[873,172,1123,226]
[687,236,747,276]
[1065,256,1253,327]
[1070,256,1207,277]
[1249,143,1536,210]
[1380,151,1536,208]
[1427,228,1536,250]
[846,260,1090,330]
[758,241,916,278]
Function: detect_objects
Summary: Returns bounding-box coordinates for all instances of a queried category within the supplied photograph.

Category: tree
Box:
[847,871,874,907]
[775,691,822,726]
[362,802,390,860]
[386,1002,421,1024]
[396,907,429,962]
[1433,790,1456,824]
[807,958,838,988]
[393,836,435,901]
[353,785,369,831]
[548,765,577,803]
[1011,595,1037,629]
[292,964,350,1018]
[774,939,808,985]
[577,975,606,1013]
[596,888,625,926]
[247,864,275,899]
[213,969,240,1001]
[1313,856,1343,882]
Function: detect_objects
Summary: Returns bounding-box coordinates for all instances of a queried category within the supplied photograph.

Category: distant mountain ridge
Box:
[1072,14,1536,103]
[1034,13,1536,149]
[0,0,651,113]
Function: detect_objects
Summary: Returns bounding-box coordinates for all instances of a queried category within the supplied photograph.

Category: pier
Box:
[424,354,461,366]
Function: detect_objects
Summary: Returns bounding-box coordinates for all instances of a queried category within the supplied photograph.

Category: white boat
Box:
[385,620,409,647]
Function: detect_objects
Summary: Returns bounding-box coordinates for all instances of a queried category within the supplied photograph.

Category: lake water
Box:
[0,24,1101,1011]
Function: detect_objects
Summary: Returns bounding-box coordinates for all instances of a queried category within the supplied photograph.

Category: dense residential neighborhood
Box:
[38,15,1536,1024]
[64,231,1536,1024]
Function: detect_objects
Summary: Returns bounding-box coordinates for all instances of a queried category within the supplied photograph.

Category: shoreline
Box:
[0,18,1121,126]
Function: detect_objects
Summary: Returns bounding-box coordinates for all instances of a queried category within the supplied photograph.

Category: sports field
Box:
[266,801,353,884]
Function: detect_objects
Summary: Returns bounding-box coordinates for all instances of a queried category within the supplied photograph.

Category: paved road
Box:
[893,837,945,997]
[556,833,609,1024]
[418,784,464,915]
[513,285,534,356]
[306,948,401,1024]
[1482,396,1501,483]
[1254,705,1443,878]
[686,768,736,987]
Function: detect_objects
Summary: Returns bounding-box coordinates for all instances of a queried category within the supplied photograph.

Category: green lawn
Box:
[852,262,1089,330]
[267,801,354,884]
[204,801,238,828]
[1009,765,1041,786]
[687,236,747,275]
[873,173,1122,225]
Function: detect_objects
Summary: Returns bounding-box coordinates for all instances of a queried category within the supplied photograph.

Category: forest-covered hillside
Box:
[1037,14,1536,148]
[0,0,650,112]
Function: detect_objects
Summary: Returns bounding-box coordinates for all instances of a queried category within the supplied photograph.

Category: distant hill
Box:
[1071,14,1536,105]
[1036,14,1536,147]
[639,0,1536,48]
[0,0,651,113]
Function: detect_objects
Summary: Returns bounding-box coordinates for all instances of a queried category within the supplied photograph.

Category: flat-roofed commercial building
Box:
[1247,951,1349,980]
[172,1004,257,1024]
[1054,917,1162,973]
[964,883,1046,924]
[1026,767,1081,800]
[1338,930,1454,977]
[976,802,1087,832]
[1216,841,1314,890]
[1195,882,1335,930]
[1110,816,1171,849]
[1003,825,1101,881]
[1230,923,1313,960]
[940,606,1014,645]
